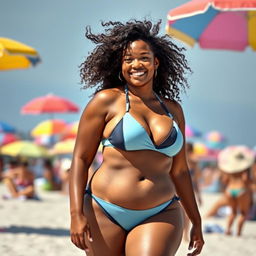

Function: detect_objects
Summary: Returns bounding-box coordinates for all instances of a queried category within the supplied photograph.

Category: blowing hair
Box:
[80,19,191,101]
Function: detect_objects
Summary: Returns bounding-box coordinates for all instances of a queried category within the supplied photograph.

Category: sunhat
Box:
[218,145,255,173]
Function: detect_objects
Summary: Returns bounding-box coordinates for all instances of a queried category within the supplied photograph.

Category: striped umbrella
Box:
[31,119,67,136]
[166,0,256,51]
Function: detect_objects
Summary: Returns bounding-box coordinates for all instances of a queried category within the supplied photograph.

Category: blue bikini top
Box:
[102,85,184,157]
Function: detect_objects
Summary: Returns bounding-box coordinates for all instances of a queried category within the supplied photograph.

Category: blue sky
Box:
[0,0,255,147]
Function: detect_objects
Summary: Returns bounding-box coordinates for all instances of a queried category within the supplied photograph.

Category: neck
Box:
[126,83,155,101]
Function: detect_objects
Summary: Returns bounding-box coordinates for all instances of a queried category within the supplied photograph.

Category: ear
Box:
[154,57,159,69]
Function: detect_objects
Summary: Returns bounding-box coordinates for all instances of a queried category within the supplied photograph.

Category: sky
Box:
[0,0,256,147]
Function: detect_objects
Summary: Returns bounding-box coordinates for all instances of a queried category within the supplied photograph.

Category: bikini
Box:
[86,85,184,231]
[227,188,246,198]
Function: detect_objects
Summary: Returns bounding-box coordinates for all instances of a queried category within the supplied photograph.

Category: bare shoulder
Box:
[164,99,184,124]
[84,87,122,115]
[91,88,122,105]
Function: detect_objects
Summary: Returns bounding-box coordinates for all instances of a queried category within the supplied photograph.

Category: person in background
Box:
[218,145,254,236]
[183,142,202,241]
[69,20,204,256]
[41,158,61,191]
[2,159,35,200]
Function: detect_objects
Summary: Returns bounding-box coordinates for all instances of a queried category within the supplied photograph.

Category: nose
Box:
[132,58,141,68]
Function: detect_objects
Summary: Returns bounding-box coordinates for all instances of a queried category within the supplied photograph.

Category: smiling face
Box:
[121,40,159,88]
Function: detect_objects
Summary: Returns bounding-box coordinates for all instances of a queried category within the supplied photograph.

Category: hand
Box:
[70,214,93,252]
[187,224,204,256]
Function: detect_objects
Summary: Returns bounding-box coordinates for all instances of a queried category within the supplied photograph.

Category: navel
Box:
[139,176,145,181]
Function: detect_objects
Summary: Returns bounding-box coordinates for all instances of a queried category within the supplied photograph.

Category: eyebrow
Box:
[124,52,151,56]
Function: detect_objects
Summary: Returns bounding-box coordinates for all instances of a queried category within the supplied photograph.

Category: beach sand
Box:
[0,183,255,256]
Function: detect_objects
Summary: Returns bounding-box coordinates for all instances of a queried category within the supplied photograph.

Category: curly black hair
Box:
[80,20,191,101]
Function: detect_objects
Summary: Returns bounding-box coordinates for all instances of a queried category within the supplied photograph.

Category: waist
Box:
[89,167,176,210]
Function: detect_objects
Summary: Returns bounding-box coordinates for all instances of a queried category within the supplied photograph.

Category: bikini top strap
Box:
[124,84,130,112]
[154,92,173,118]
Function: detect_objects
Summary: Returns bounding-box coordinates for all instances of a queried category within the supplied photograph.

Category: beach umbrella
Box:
[166,0,256,51]
[51,138,76,155]
[185,125,202,138]
[193,141,209,156]
[34,135,56,147]
[0,37,41,70]
[0,133,20,146]
[0,121,16,133]
[193,141,219,161]
[21,93,79,114]
[205,130,226,149]
[61,121,79,140]
[31,119,67,136]
[1,140,48,158]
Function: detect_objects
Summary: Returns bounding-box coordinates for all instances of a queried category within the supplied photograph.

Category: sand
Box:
[0,184,255,256]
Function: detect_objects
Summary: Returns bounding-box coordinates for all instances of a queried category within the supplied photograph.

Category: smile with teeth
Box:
[130,71,146,77]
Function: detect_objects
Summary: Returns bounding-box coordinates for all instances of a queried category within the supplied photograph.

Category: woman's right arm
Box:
[69,90,114,250]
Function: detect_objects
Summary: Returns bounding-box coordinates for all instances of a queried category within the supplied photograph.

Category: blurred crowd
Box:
[1,142,256,237]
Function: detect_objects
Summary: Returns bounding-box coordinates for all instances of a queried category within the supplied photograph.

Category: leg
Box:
[17,185,35,198]
[225,195,237,235]
[83,194,127,256]
[125,201,183,256]
[236,190,252,236]
[3,178,19,197]
[204,194,228,218]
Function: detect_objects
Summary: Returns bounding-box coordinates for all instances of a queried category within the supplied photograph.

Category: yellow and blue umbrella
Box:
[0,37,41,70]
[166,0,256,51]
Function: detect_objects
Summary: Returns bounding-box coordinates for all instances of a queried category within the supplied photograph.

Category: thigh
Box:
[237,190,251,214]
[83,194,127,256]
[225,193,237,213]
[125,201,184,256]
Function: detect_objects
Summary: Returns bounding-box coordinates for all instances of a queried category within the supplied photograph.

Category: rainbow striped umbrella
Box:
[61,121,78,140]
[166,0,256,51]
[31,119,67,136]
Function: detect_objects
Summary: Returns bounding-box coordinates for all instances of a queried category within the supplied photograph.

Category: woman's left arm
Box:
[170,102,204,256]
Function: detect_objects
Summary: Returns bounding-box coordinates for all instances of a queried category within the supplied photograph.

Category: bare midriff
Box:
[91,147,176,210]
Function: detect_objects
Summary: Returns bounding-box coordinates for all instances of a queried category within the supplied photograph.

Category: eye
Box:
[141,56,150,61]
[124,58,133,63]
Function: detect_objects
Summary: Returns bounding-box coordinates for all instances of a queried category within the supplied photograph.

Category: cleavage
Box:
[128,110,174,146]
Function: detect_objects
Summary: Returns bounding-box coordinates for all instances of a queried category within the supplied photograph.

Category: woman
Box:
[69,20,204,256]
[218,145,254,236]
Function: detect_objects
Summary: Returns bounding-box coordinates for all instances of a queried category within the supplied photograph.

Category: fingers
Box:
[71,226,92,251]
[187,240,204,256]
[86,224,93,242]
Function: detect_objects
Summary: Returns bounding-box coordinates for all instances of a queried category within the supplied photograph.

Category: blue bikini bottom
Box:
[86,191,179,231]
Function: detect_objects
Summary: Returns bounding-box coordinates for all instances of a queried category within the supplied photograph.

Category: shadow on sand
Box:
[1,225,69,236]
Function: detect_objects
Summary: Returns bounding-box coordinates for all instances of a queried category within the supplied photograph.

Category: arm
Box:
[170,102,204,255]
[69,90,113,250]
